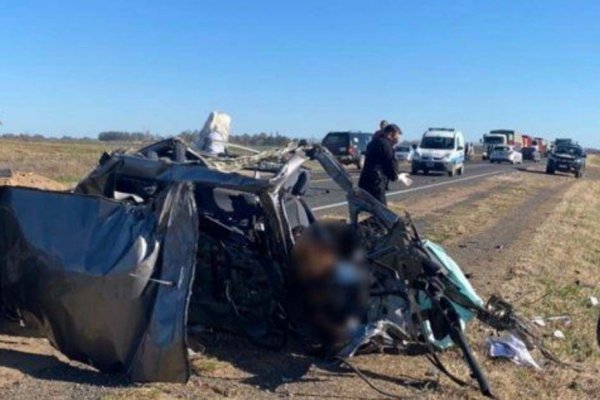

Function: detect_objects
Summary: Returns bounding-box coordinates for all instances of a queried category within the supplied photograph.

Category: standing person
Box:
[194,111,232,155]
[373,119,389,139]
[358,124,401,205]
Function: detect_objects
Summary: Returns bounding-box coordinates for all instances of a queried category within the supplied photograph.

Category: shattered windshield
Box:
[420,136,455,150]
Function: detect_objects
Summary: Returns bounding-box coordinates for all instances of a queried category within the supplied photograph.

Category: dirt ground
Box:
[1,161,599,399]
[0,171,67,191]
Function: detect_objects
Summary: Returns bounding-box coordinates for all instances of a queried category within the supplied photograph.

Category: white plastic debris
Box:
[546,316,572,328]
[485,333,542,370]
[531,316,546,328]
[553,330,565,340]
[398,173,413,187]
[589,296,599,307]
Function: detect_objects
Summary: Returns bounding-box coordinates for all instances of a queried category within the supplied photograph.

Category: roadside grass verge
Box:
[390,172,557,244]
[437,160,600,399]
[0,139,119,186]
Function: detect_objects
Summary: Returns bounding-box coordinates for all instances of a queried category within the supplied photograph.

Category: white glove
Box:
[398,173,413,187]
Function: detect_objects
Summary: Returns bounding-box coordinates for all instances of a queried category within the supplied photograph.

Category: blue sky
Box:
[1,1,599,146]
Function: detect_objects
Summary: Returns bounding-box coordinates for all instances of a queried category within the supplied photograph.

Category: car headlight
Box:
[442,154,451,161]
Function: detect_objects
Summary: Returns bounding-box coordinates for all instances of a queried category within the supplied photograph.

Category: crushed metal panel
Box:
[0,183,198,382]
[76,155,274,198]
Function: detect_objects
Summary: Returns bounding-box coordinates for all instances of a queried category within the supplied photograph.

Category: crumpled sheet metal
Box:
[0,183,199,382]
[76,154,274,197]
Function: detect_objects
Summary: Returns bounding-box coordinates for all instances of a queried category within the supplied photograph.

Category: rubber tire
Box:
[411,166,419,175]
[546,168,555,175]
[457,166,464,176]
[448,168,455,178]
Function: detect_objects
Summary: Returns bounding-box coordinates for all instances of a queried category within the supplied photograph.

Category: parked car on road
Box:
[394,144,415,162]
[489,145,523,164]
[321,131,372,169]
[521,146,542,162]
[546,144,586,178]
[412,128,466,177]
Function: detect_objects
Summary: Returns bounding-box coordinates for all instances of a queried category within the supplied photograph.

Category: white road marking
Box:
[310,162,492,183]
[311,169,510,212]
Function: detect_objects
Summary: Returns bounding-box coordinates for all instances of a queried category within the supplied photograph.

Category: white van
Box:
[411,128,466,177]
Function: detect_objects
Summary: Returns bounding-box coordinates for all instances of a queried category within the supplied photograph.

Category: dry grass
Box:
[0,139,127,186]
[397,172,556,244]
[483,161,600,399]
[429,158,600,400]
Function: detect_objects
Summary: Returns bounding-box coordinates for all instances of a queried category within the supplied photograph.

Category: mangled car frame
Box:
[0,138,564,397]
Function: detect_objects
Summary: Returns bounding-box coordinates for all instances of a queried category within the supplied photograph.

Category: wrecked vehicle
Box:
[0,138,563,396]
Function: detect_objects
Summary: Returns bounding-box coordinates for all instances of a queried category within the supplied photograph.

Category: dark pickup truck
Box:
[546,144,587,178]
[321,131,373,169]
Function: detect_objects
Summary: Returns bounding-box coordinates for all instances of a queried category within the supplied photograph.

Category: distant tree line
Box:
[179,130,292,147]
[0,131,297,146]
[98,131,161,142]
[0,133,95,141]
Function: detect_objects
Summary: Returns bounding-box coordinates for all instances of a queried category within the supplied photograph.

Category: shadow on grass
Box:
[190,331,437,396]
[0,348,128,387]
[0,319,127,387]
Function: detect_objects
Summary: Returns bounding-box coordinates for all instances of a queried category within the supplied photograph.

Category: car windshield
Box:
[494,146,510,152]
[396,146,410,152]
[554,146,582,157]
[355,134,372,146]
[421,136,455,150]
[484,136,505,144]
[322,133,347,146]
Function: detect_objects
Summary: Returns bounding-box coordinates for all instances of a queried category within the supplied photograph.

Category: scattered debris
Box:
[546,316,573,328]
[486,333,542,370]
[495,244,505,250]
[553,330,566,340]
[532,316,546,327]
[589,296,599,307]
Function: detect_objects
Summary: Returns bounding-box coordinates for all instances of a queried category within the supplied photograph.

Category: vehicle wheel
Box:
[546,167,555,175]
[448,169,455,177]
[356,154,365,170]
[423,169,429,175]
[575,170,583,179]
[457,166,464,176]
[411,166,419,175]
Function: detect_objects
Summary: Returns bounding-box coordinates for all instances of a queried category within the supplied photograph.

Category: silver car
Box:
[490,145,523,164]
[394,145,415,162]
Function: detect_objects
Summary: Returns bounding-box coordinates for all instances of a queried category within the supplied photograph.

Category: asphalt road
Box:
[306,159,520,213]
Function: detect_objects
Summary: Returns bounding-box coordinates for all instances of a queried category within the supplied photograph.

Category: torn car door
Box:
[0,183,198,382]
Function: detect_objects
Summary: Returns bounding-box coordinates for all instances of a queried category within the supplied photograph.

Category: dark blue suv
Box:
[546,145,587,178]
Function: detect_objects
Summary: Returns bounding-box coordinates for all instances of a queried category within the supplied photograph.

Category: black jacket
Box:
[358,136,399,192]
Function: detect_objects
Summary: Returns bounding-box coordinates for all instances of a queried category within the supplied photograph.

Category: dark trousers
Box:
[358,180,387,206]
